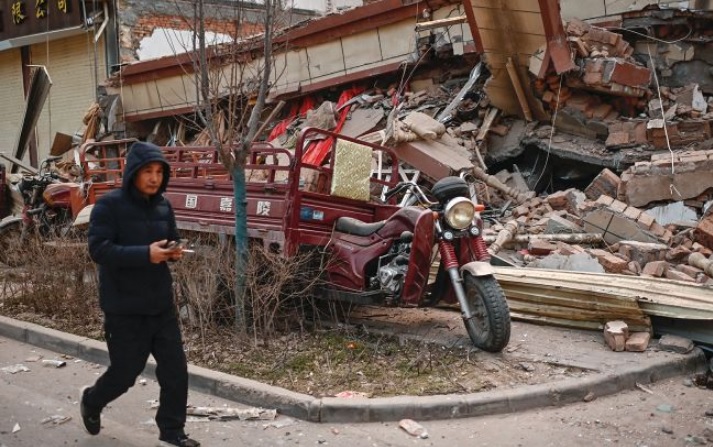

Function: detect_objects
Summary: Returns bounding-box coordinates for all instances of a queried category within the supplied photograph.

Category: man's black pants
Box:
[83,311,188,437]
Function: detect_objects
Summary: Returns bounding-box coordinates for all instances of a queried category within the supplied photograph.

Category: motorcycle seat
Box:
[335,217,386,236]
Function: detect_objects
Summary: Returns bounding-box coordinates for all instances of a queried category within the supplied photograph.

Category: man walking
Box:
[80,141,200,447]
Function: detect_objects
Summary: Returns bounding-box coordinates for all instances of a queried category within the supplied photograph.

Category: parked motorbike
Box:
[0,156,85,267]
[323,175,511,352]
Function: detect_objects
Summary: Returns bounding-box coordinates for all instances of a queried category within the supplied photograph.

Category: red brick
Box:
[665,246,691,262]
[649,222,666,237]
[605,132,630,148]
[665,269,696,282]
[596,195,615,207]
[589,249,629,273]
[694,216,713,249]
[608,199,628,214]
[584,169,620,201]
[513,205,530,217]
[628,261,642,274]
[546,191,569,210]
[642,260,667,277]
[625,332,650,352]
[603,320,629,352]
[609,61,651,87]
[676,264,702,278]
[636,212,655,230]
[556,242,585,255]
[622,206,642,221]
[528,240,558,256]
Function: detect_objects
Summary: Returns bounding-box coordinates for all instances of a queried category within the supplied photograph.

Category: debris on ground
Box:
[40,415,72,426]
[186,406,277,421]
[398,418,429,439]
[41,359,66,368]
[1,364,30,374]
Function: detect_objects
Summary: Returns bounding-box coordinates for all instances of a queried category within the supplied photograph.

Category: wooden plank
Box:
[494,267,713,321]
[470,0,541,13]
[478,28,547,55]
[471,9,545,35]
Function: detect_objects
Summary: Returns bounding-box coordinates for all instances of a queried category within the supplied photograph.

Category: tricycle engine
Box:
[373,231,413,302]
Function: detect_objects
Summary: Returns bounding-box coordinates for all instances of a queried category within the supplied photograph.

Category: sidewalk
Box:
[0,310,706,423]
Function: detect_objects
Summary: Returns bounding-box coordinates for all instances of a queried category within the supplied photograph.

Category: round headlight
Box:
[444,197,476,230]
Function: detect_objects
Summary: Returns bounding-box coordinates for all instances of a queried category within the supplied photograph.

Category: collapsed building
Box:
[3,0,713,343]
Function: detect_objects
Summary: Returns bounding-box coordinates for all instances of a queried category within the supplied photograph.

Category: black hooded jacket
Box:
[88,142,179,315]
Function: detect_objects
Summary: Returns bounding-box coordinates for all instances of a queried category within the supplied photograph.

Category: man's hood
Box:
[122,141,171,196]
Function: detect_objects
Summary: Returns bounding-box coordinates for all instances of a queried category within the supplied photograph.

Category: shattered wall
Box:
[117,0,315,62]
[559,0,706,21]
[115,1,473,120]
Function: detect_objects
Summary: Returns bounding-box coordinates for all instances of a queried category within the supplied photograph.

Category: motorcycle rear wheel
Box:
[462,273,511,352]
[0,221,27,267]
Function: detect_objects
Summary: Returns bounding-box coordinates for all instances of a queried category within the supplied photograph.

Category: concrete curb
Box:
[0,315,706,423]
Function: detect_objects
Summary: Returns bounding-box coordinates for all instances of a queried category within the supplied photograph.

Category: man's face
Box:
[134,162,164,197]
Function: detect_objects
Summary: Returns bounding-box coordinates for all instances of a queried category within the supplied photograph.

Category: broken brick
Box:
[625,332,650,352]
[608,199,628,214]
[608,60,651,88]
[664,246,691,263]
[622,206,642,221]
[589,249,629,273]
[603,320,629,352]
[595,195,615,207]
[619,241,668,266]
[665,269,696,282]
[584,169,620,201]
[694,214,713,250]
[636,212,655,230]
[528,240,558,256]
[605,131,630,148]
[642,260,668,277]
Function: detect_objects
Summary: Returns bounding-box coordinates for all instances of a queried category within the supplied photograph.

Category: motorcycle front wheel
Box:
[462,273,511,353]
[0,221,27,267]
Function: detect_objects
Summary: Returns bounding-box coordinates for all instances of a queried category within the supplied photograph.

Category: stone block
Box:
[641,260,668,277]
[625,332,651,352]
[603,320,629,352]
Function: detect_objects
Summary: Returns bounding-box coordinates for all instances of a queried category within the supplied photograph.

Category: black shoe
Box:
[158,433,201,447]
[79,386,101,435]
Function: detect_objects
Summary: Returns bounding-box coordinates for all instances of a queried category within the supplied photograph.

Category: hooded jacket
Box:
[88,141,180,315]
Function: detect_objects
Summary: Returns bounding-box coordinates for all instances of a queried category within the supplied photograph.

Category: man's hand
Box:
[149,240,184,264]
